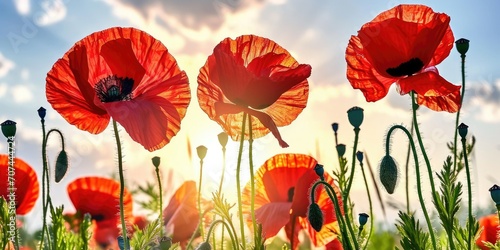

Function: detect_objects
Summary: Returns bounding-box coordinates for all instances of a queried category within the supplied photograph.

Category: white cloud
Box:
[11,84,33,103]
[14,0,31,15]
[0,83,7,97]
[0,53,15,78]
[34,0,67,26]
[20,69,30,80]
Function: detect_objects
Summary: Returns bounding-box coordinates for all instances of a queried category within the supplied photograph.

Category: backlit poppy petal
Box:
[476,214,499,249]
[67,176,133,222]
[0,155,39,215]
[397,70,461,112]
[345,4,459,112]
[284,216,303,250]
[254,202,292,238]
[163,181,200,243]
[47,27,190,151]
[198,34,310,147]
[325,238,343,250]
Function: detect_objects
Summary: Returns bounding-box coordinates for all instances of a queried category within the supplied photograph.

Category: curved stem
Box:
[453,54,467,172]
[311,180,352,250]
[404,122,414,214]
[40,119,48,249]
[359,161,373,250]
[205,219,238,250]
[236,113,248,249]
[112,120,129,249]
[198,158,205,240]
[218,145,226,250]
[247,115,259,247]
[386,124,437,250]
[461,137,473,249]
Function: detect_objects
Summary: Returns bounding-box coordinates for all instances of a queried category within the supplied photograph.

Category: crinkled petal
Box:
[103,95,181,152]
[254,202,292,239]
[346,35,395,102]
[397,71,461,112]
[163,181,200,243]
[100,38,145,86]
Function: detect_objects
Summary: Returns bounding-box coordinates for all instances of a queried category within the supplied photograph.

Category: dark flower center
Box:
[288,187,295,202]
[95,75,134,102]
[92,214,105,221]
[386,58,424,77]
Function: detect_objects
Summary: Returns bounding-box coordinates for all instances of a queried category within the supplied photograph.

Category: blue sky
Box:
[1,0,500,236]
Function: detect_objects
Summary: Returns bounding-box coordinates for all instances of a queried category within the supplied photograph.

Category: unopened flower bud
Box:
[356,151,364,163]
[152,156,161,168]
[38,107,47,120]
[307,202,324,232]
[314,164,324,181]
[336,144,346,157]
[55,150,69,183]
[331,123,339,133]
[347,106,364,129]
[458,123,468,139]
[379,155,399,194]
[197,145,208,160]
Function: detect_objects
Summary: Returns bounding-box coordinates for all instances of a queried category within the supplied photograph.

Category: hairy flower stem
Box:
[342,127,360,249]
[6,139,19,250]
[112,120,129,250]
[247,115,259,248]
[235,113,248,249]
[461,137,473,249]
[218,142,227,250]
[154,166,163,238]
[453,54,467,173]
[198,158,205,239]
[386,124,437,250]
[311,180,352,250]
[404,122,414,214]
[358,159,373,250]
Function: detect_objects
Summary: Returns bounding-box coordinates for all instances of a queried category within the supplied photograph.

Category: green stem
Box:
[205,220,237,250]
[247,115,259,248]
[404,122,414,214]
[40,118,47,250]
[461,137,473,249]
[311,180,352,250]
[7,139,19,250]
[112,120,129,250]
[453,54,467,173]
[236,113,248,249]
[359,161,373,250]
[386,124,437,250]
[342,128,360,250]
[154,166,163,238]
[198,158,205,239]
[218,145,226,250]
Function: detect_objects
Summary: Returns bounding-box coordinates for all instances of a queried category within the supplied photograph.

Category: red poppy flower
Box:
[325,238,343,250]
[346,4,460,112]
[242,154,343,248]
[163,181,211,245]
[46,27,191,151]
[476,214,499,249]
[0,154,39,215]
[197,35,311,148]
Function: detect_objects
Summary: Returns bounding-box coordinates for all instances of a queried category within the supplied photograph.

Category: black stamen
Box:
[95,75,134,103]
[386,58,424,77]
[92,214,105,221]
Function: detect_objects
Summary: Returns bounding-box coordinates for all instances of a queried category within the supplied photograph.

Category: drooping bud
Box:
[314,164,325,181]
[347,106,364,129]
[196,145,208,160]
[358,213,369,226]
[336,144,346,157]
[152,156,161,168]
[307,202,324,232]
[455,38,470,56]
[217,132,228,148]
[195,241,212,250]
[55,150,69,183]
[379,155,399,194]
[1,120,16,139]
[331,123,339,133]
[458,123,468,139]
[489,184,500,206]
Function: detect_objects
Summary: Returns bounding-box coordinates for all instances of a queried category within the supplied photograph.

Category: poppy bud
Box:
[331,123,339,133]
[55,150,69,183]
[217,132,228,148]
[489,184,500,206]
[336,144,346,157]
[458,123,468,139]
[308,202,324,232]
[356,151,364,163]
[358,213,369,226]
[455,38,470,56]
[347,106,364,129]
[152,156,161,168]
[117,236,130,250]
[314,164,324,181]
[195,241,212,250]
[197,145,208,160]
[158,236,172,250]
[38,107,46,120]
[1,120,16,139]
[379,155,399,194]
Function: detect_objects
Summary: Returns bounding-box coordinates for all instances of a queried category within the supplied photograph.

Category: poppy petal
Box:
[397,70,461,112]
[346,35,395,102]
[325,238,343,250]
[254,202,292,239]
[103,94,181,152]
[67,177,133,221]
[163,181,200,243]
[476,214,499,250]
[100,38,145,86]
[284,216,303,250]
[0,155,39,215]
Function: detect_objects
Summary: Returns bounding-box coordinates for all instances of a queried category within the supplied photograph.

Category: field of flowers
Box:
[1,3,499,250]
